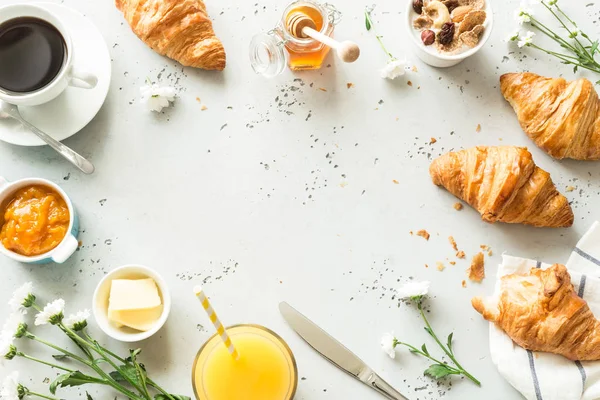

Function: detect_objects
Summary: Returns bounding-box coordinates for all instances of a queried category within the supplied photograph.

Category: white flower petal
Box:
[0,371,20,400]
[518,31,535,47]
[381,332,396,359]
[9,282,33,314]
[1,313,24,339]
[380,59,407,80]
[35,299,65,326]
[63,309,90,330]
[0,333,14,361]
[397,281,430,299]
[140,83,176,112]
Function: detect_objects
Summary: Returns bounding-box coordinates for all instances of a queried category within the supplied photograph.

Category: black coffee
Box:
[0,17,66,93]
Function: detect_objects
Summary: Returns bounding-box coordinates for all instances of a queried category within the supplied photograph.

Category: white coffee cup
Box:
[0,4,98,106]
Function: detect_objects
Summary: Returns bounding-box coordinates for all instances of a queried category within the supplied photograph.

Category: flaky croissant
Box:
[116,0,226,70]
[501,72,600,160]
[430,146,573,227]
[472,264,600,361]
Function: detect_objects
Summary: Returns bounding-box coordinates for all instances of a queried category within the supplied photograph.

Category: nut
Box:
[438,22,455,45]
[442,0,460,13]
[451,6,473,23]
[421,30,436,45]
[412,0,424,14]
[424,1,451,29]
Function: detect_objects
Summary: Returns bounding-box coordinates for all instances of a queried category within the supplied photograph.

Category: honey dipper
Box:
[287,12,360,63]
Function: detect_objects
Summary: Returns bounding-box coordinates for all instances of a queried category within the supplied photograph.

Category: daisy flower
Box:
[63,309,90,331]
[2,312,26,339]
[0,371,23,400]
[397,281,430,299]
[380,59,406,80]
[380,332,397,359]
[515,6,533,25]
[518,31,536,48]
[35,299,65,326]
[140,83,176,112]
[0,334,17,361]
[506,29,521,42]
[9,282,35,314]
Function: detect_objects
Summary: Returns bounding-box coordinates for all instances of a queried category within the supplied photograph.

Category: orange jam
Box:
[0,185,70,256]
[285,4,332,70]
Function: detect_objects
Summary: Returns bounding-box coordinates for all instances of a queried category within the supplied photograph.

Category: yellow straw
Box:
[194,285,239,359]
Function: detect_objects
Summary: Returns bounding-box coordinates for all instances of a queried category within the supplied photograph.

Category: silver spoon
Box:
[0,100,95,174]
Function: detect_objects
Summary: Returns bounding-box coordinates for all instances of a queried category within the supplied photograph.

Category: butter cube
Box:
[108,278,163,331]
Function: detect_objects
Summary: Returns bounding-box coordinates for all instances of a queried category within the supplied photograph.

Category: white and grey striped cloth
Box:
[487,221,600,400]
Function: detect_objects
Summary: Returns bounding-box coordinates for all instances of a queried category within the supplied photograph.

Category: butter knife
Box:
[279,302,408,400]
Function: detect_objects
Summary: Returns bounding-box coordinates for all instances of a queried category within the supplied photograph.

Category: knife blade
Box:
[279,302,409,400]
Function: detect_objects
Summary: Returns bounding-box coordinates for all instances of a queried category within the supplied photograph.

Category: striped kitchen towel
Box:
[488,221,600,400]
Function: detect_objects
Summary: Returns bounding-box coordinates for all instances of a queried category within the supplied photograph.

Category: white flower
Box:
[569,28,581,38]
[1,313,25,339]
[9,282,34,314]
[381,332,397,359]
[506,29,521,42]
[518,31,536,48]
[397,281,430,299]
[380,59,406,80]
[63,309,90,331]
[0,333,15,361]
[514,6,533,25]
[140,83,176,112]
[35,299,65,326]
[0,371,21,400]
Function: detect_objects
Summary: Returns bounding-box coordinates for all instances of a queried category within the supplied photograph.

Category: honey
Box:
[284,4,331,70]
[250,1,340,78]
[0,185,70,256]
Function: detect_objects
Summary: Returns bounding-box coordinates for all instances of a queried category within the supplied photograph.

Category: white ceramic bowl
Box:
[405,0,494,68]
[92,265,171,342]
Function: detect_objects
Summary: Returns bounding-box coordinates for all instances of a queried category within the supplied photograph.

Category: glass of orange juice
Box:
[192,324,298,400]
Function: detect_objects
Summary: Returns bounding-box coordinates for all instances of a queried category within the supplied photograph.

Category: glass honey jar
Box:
[250,1,341,78]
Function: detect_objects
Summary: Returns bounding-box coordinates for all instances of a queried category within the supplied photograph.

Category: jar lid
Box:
[249,32,288,78]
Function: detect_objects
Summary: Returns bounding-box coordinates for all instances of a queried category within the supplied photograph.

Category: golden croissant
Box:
[429,146,573,227]
[501,72,600,160]
[472,264,600,361]
[116,0,226,70]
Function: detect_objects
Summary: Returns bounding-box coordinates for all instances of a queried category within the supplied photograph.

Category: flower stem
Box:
[541,1,591,59]
[28,391,60,400]
[393,341,460,373]
[18,353,74,373]
[417,302,481,386]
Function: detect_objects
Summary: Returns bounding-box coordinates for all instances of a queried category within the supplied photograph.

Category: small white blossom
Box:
[1,313,25,339]
[380,59,406,80]
[518,31,536,48]
[0,334,16,362]
[63,309,90,331]
[506,29,521,42]
[569,28,581,38]
[9,282,34,314]
[0,371,21,400]
[397,281,430,299]
[381,332,397,359]
[35,299,65,326]
[515,6,533,25]
[140,84,176,112]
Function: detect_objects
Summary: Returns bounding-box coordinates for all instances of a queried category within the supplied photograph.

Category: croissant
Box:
[116,0,226,70]
[501,72,600,160]
[429,146,573,227]
[472,264,600,361]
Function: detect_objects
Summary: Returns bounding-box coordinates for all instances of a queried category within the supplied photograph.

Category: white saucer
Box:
[0,3,111,147]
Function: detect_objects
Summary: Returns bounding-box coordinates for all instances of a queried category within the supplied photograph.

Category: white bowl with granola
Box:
[406,0,493,68]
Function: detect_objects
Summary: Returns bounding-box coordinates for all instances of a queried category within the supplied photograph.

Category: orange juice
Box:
[192,325,297,400]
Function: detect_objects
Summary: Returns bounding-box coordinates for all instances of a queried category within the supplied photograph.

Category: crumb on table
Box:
[449,236,458,251]
[468,252,485,282]
[476,124,481,133]
[347,83,354,89]
[430,137,437,144]
[462,280,467,288]
[456,250,466,259]
[437,261,445,271]
[416,230,430,240]
[566,186,576,192]
[453,202,463,211]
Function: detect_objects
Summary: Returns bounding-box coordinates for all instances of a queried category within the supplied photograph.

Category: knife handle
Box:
[367,372,409,400]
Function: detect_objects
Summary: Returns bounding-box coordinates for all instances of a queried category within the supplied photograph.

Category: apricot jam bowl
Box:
[0,177,79,264]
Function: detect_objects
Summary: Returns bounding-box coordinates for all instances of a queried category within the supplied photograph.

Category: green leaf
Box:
[365,11,372,31]
[109,364,140,385]
[574,65,579,73]
[591,40,599,56]
[424,327,433,337]
[86,392,93,400]
[408,347,419,354]
[50,371,92,395]
[424,364,456,380]
[447,332,454,353]
[52,354,67,360]
[595,80,600,85]
[155,395,192,400]
[421,344,429,355]
[126,348,142,362]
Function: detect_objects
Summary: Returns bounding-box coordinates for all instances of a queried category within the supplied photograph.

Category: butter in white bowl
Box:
[93,265,171,342]
[108,278,163,332]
